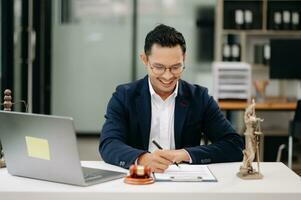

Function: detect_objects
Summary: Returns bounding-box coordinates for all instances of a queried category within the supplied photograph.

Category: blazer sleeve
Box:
[99,86,146,169]
[184,89,244,164]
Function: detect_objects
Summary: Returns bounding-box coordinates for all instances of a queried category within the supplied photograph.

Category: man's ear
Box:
[183,53,187,62]
[140,52,148,67]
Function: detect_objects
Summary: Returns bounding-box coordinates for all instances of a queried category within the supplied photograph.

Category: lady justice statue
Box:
[237,99,264,179]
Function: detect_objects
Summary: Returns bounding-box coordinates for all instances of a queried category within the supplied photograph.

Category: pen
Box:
[152,139,180,168]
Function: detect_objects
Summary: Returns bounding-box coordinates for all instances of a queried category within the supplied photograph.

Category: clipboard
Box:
[153,164,217,182]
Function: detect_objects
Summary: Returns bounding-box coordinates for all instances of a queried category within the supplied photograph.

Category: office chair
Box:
[288,100,301,169]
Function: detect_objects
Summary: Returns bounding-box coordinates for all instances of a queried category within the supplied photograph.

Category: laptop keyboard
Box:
[84,171,103,179]
[83,167,104,180]
[82,167,126,183]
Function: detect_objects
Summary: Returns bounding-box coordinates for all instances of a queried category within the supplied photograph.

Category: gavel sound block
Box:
[124,165,155,185]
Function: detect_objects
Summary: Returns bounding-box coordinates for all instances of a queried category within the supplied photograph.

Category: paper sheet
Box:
[154,164,217,182]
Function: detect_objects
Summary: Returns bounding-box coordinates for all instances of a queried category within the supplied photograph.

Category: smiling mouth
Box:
[159,79,174,87]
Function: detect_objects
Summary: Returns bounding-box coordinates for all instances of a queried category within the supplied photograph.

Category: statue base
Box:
[237,171,263,180]
[0,159,5,168]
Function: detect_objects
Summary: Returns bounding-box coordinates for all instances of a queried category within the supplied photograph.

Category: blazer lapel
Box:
[174,81,189,149]
[136,77,151,150]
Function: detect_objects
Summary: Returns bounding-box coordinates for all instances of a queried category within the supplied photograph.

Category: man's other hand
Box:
[137,150,172,173]
[137,149,190,173]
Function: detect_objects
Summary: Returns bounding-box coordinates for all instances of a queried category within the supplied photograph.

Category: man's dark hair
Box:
[144,24,186,56]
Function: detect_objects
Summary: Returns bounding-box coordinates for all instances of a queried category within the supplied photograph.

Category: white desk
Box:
[1,161,301,200]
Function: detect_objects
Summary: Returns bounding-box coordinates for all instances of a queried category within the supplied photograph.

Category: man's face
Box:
[141,44,185,99]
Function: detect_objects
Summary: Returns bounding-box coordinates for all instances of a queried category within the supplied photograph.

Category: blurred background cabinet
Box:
[215,0,301,93]
[215,0,301,174]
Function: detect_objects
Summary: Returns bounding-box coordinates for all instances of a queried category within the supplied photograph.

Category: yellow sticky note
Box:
[25,136,51,160]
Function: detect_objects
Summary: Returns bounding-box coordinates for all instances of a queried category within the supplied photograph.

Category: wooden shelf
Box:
[218,101,297,111]
[222,29,301,36]
[263,130,288,136]
[215,0,301,62]
[252,64,269,70]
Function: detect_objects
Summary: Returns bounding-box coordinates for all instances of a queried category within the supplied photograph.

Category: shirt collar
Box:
[148,78,178,99]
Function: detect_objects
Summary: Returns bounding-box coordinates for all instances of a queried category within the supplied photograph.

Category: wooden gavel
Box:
[129,165,152,179]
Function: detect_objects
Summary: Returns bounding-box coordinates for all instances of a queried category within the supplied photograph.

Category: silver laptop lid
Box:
[0,111,86,185]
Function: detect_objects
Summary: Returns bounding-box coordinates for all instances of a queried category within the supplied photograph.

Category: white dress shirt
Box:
[148,78,178,152]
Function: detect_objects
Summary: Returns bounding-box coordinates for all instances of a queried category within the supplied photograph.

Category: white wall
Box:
[51,0,133,132]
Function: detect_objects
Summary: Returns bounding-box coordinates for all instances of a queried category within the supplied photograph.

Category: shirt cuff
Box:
[182,149,193,164]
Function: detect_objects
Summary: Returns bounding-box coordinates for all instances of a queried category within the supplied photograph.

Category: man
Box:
[99,24,243,173]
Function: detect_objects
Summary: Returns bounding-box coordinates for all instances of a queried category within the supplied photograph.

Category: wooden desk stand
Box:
[0,89,13,168]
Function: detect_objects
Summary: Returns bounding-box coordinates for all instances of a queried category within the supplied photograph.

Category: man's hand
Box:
[137,150,172,173]
[159,149,191,164]
[137,149,190,173]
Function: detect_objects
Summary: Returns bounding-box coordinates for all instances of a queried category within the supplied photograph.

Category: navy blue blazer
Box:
[99,76,243,169]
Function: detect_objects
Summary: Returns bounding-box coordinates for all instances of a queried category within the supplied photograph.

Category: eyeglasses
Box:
[149,62,185,75]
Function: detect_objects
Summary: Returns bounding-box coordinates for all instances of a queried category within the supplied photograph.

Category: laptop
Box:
[0,111,126,186]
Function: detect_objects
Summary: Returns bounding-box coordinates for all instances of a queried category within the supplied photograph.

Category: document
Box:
[154,164,217,182]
